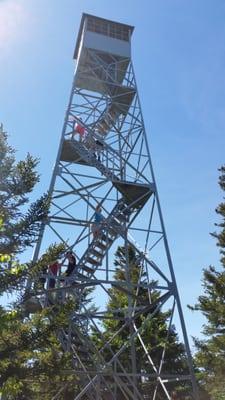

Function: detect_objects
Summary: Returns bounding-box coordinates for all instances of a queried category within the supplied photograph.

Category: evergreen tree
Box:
[0,124,49,258]
[0,124,50,295]
[0,302,76,400]
[191,166,225,400]
[0,126,76,399]
[93,245,190,399]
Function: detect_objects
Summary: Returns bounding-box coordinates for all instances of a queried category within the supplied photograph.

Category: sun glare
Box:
[0,0,28,51]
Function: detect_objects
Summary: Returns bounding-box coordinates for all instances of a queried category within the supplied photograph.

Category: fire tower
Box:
[30,14,198,400]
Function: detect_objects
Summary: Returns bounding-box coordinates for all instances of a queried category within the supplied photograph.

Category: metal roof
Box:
[73,13,134,59]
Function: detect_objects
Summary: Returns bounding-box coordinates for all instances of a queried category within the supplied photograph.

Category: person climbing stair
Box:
[92,205,104,238]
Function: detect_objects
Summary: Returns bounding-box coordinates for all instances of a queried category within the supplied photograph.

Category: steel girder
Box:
[29,33,198,400]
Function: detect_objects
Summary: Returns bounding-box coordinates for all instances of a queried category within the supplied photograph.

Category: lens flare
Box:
[0,0,28,51]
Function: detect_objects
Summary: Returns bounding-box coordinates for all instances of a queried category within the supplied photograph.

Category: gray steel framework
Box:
[28,14,198,400]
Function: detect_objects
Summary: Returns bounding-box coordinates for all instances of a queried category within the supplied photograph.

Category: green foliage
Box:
[0,242,66,297]
[0,125,55,295]
[0,125,50,257]
[93,245,189,398]
[0,304,76,399]
[192,165,225,399]
[0,125,75,398]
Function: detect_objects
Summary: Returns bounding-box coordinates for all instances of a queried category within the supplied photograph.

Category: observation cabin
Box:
[73,13,134,94]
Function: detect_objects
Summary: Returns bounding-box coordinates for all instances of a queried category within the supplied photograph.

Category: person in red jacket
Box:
[48,261,60,289]
[68,115,86,142]
[73,117,85,142]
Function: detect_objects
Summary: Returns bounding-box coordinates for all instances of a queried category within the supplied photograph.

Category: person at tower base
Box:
[48,260,61,289]
[39,265,47,289]
[65,251,77,277]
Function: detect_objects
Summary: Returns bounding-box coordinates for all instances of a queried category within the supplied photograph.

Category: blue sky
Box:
[0,0,225,348]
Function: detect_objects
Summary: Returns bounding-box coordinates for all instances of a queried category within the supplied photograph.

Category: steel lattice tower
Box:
[29,14,198,400]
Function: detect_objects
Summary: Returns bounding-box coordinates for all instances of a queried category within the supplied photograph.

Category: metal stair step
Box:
[73,141,121,183]
[75,202,127,285]
[86,257,100,266]
[90,248,103,258]
[94,241,107,250]
[107,226,116,235]
[100,119,110,128]
[114,215,125,222]
[115,213,129,222]
[101,233,114,243]
[82,265,95,273]
[110,220,121,228]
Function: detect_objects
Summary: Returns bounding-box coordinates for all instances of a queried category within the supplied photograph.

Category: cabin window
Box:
[87,18,129,42]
